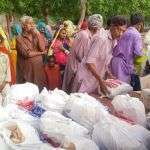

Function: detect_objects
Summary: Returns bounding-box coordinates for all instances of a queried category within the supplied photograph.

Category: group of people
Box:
[63,13,145,95]
[0,13,149,104]
[0,16,77,103]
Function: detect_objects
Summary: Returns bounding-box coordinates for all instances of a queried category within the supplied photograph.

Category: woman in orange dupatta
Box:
[0,28,16,84]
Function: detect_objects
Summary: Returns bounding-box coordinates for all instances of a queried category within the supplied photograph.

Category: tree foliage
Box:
[0,0,150,23]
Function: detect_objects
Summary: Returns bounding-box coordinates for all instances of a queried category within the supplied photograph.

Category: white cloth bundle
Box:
[112,95,146,126]
[64,93,108,131]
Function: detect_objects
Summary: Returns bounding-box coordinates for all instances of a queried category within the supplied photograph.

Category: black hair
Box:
[106,16,113,29]
[130,13,144,26]
[107,17,112,27]
[47,55,55,61]
[110,15,127,26]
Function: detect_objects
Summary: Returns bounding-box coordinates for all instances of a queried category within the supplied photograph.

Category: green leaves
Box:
[0,0,150,23]
[88,0,150,22]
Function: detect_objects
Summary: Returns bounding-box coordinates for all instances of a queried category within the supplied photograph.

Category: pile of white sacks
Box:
[0,82,150,150]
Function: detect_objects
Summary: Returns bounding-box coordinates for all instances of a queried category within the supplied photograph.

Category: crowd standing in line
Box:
[0,13,150,104]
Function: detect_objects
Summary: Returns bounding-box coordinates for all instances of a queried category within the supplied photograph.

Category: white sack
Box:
[5,82,39,105]
[64,93,108,131]
[92,115,149,150]
[39,88,69,113]
[0,120,42,150]
[5,104,39,129]
[112,95,146,126]
[0,106,10,122]
[98,79,133,98]
[0,136,10,150]
[41,111,90,139]
[64,137,99,150]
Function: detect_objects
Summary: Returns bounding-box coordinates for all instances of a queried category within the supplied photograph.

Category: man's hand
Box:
[99,80,110,95]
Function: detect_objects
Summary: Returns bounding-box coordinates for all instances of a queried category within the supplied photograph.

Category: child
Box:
[44,55,62,90]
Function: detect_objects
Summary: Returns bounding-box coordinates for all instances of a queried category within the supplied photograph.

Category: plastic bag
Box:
[17,100,34,111]
[41,111,90,139]
[5,82,39,106]
[39,88,69,113]
[5,104,39,129]
[128,125,150,150]
[0,106,10,122]
[29,105,46,118]
[112,95,146,126]
[0,136,10,150]
[0,120,42,149]
[64,137,99,150]
[98,79,133,98]
[92,114,148,150]
[40,144,65,150]
[52,88,69,102]
[64,93,108,131]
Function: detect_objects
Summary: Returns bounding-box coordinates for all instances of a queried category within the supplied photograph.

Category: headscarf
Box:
[11,23,22,38]
[63,20,76,37]
[88,14,103,29]
[37,21,53,43]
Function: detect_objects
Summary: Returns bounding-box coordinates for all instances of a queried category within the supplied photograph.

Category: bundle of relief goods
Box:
[0,136,10,150]
[112,95,146,126]
[40,111,90,139]
[4,104,40,129]
[39,88,69,113]
[98,79,133,98]
[0,106,10,122]
[4,82,39,106]
[92,114,150,150]
[63,137,99,150]
[0,120,42,150]
[17,100,34,111]
[39,143,66,150]
[40,136,98,150]
[64,93,108,131]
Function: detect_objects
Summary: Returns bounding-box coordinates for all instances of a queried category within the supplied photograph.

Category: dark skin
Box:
[132,22,144,33]
[58,29,70,54]
[86,27,110,95]
[86,25,127,95]
[22,19,47,58]
[86,63,109,95]
[48,57,56,67]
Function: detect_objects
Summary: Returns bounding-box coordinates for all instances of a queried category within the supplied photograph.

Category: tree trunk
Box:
[78,0,87,28]
[5,14,11,39]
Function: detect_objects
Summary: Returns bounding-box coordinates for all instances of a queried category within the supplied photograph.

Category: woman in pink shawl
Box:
[71,15,127,95]
[62,14,105,93]
[62,29,91,93]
